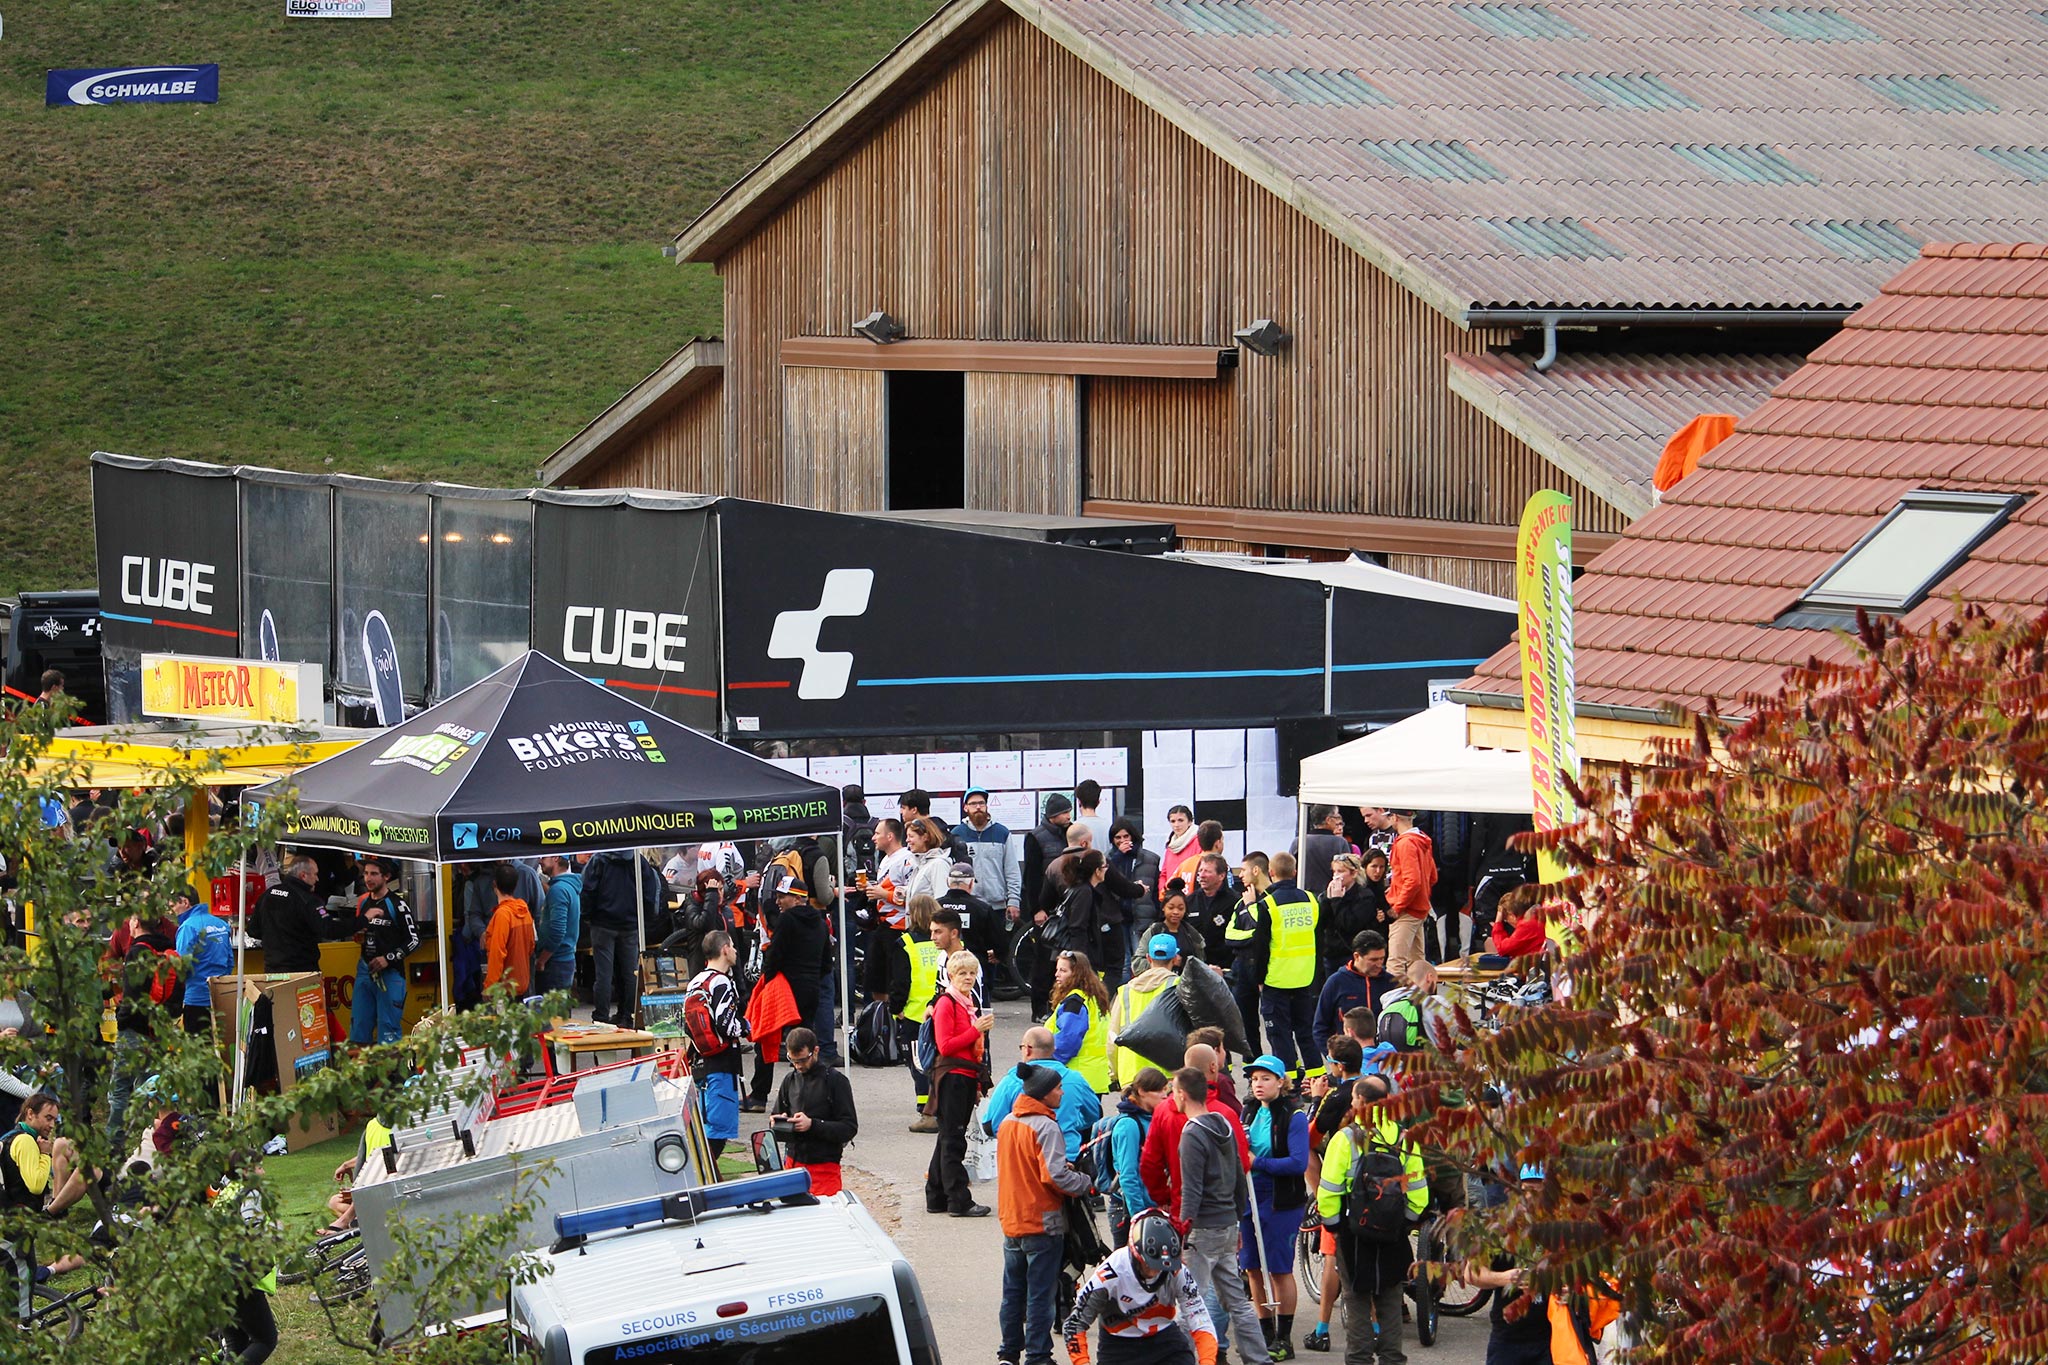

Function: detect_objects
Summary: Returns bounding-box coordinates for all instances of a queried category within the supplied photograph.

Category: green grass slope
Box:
[1,0,939,596]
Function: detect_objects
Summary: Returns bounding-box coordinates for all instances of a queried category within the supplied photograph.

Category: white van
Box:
[506,1170,940,1365]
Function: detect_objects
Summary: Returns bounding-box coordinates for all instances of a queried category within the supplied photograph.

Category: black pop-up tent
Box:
[247,651,842,1026]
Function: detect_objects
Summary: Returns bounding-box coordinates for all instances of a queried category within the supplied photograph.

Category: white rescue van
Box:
[506,1169,940,1365]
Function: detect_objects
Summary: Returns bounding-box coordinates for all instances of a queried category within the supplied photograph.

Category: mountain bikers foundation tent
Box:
[246,651,845,1052]
[1298,703,1533,815]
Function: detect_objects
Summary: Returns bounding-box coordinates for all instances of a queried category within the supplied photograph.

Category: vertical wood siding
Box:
[587,380,724,492]
[695,13,1625,540]
[963,371,1081,514]
[783,367,888,509]
[1386,553,1516,598]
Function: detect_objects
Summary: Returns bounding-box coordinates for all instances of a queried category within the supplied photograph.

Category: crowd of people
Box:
[646,784,1554,1365]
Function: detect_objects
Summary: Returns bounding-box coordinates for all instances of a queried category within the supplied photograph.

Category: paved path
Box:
[739,996,1490,1364]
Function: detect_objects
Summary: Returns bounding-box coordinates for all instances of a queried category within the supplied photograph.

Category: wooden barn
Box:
[542,0,2048,594]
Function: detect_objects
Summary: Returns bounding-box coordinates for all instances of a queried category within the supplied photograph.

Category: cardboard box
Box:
[210,972,342,1151]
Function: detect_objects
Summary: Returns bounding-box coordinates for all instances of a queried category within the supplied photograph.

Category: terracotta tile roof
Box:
[1462,242,2048,717]
[1008,0,2048,313]
[1445,349,1805,516]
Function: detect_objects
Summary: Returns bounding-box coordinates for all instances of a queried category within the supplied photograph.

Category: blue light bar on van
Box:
[553,1168,813,1243]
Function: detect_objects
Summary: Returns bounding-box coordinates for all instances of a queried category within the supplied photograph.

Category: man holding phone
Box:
[769,1028,859,1196]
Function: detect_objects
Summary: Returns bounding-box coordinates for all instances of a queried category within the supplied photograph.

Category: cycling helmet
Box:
[1519,1164,1545,1182]
[1127,1210,1184,1289]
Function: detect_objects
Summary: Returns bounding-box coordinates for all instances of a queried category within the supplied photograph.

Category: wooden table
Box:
[543,1026,662,1074]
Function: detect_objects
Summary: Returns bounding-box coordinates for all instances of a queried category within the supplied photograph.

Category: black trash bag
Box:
[1176,958,1251,1059]
[1115,989,1194,1073]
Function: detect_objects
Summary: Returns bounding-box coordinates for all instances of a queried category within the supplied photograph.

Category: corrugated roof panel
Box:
[1796,218,1925,261]
[1478,216,1626,258]
[1556,71,1698,110]
[1668,143,1819,184]
[1858,73,1999,112]
[1449,3,1584,39]
[1974,146,2048,181]
[1360,138,1507,180]
[1255,66,1391,104]
[1739,6,1884,41]
[1155,0,1287,36]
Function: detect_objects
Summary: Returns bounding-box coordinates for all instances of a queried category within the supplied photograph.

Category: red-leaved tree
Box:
[1408,606,2048,1364]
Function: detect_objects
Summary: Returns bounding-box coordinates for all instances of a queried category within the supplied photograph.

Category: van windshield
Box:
[583,1294,896,1365]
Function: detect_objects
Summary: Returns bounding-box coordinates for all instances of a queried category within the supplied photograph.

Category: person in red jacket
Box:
[1141,1042,1251,1212]
[926,951,993,1218]
[1488,885,1549,960]
[1383,811,1436,984]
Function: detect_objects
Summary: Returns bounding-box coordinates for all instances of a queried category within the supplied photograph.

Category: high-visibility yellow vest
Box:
[1223,897,1264,951]
[1045,989,1110,1093]
[899,933,941,1023]
[1262,890,1320,990]
[1110,975,1175,1088]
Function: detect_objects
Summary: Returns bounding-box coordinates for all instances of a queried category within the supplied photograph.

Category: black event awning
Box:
[246,652,839,861]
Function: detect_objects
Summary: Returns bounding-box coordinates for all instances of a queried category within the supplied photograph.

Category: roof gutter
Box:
[1445,686,1693,729]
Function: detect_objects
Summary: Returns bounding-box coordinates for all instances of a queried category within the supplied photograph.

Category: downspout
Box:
[1533,314,1561,373]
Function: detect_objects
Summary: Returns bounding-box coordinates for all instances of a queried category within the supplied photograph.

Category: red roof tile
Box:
[1464,244,2048,716]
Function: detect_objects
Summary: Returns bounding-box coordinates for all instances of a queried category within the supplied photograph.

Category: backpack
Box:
[0,1125,39,1210]
[142,945,180,1007]
[1379,996,1426,1052]
[843,820,877,882]
[851,999,902,1068]
[1342,1123,1412,1241]
[914,1009,939,1077]
[680,974,732,1059]
[1080,1112,1126,1198]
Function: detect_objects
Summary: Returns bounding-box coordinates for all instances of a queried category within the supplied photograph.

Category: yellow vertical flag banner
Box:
[1515,491,1579,920]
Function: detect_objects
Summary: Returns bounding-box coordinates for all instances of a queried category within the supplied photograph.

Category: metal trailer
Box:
[351,1065,716,1337]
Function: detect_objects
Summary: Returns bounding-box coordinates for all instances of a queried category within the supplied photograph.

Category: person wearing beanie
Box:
[998,1060,1093,1365]
[1021,794,1075,1016]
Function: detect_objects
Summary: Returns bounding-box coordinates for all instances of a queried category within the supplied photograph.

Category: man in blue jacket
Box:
[175,892,234,1037]
[536,854,582,994]
[1311,931,1399,1063]
[981,1026,1101,1160]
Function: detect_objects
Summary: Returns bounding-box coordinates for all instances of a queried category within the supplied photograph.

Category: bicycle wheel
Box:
[1295,1223,1325,1303]
[1411,1220,1440,1347]
[26,1286,82,1342]
[1437,1277,1490,1318]
[1006,921,1043,1000]
[280,1229,361,1287]
[313,1252,373,1307]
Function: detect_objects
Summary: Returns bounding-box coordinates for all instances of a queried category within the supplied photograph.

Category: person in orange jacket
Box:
[483,862,537,997]
[1383,811,1436,984]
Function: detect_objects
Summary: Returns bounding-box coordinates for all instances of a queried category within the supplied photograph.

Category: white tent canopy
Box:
[1181,551,1517,615]
[1299,703,1532,814]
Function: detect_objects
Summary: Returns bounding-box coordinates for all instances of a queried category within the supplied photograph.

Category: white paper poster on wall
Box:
[1075,747,1130,788]
[1023,749,1076,789]
[915,751,971,792]
[988,791,1038,831]
[808,754,863,790]
[931,796,963,824]
[1144,730,1193,765]
[766,756,809,777]
[971,750,1023,790]
[862,753,916,795]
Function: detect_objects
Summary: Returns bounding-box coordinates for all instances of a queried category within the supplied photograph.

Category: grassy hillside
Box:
[1,0,939,596]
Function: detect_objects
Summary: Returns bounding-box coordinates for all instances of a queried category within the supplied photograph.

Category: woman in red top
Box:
[925,951,994,1218]
[1489,885,1549,959]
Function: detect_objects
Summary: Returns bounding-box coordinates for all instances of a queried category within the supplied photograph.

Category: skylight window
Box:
[1796,490,2021,614]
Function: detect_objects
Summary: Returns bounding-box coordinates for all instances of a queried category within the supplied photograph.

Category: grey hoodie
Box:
[1178,1111,1248,1230]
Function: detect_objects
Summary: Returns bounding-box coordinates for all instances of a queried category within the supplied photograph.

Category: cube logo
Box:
[541,819,566,845]
[452,823,479,850]
[710,806,737,832]
[367,819,384,845]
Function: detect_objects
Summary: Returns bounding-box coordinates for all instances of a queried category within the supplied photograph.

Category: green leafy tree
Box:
[1409,607,2048,1363]
[0,697,552,1362]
